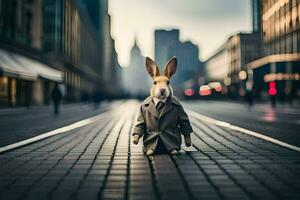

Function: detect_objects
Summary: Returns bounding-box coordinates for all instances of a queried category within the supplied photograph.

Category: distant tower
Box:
[154,29,201,95]
[168,41,200,91]
[252,0,261,33]
[155,29,180,68]
[123,37,150,97]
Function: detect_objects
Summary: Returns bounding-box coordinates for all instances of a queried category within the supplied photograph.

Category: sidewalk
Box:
[0,101,122,147]
[0,101,299,200]
[0,102,111,116]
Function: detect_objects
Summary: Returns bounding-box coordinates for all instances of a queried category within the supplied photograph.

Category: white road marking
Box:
[188,110,300,153]
[0,111,111,154]
[0,101,129,154]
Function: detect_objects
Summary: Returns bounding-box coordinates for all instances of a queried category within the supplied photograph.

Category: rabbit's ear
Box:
[145,57,160,78]
[163,57,177,78]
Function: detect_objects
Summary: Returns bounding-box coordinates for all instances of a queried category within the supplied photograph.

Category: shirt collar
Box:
[143,96,180,106]
[152,97,167,107]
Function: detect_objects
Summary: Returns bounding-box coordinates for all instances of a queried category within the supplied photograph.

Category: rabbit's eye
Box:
[166,80,170,85]
[153,81,157,85]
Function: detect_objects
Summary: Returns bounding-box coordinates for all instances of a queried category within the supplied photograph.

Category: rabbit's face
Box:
[151,76,172,100]
[145,57,177,99]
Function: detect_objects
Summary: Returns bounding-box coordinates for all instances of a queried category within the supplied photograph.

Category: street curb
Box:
[0,111,111,154]
[188,110,300,153]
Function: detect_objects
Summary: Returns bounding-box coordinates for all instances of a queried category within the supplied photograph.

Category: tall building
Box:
[109,39,123,95]
[0,0,63,106]
[43,0,63,52]
[252,0,262,33]
[168,41,201,92]
[80,0,120,87]
[42,0,104,101]
[155,29,202,96]
[76,0,122,97]
[261,0,299,56]
[155,29,180,68]
[248,0,300,100]
[79,0,101,32]
[0,0,121,106]
[123,38,150,97]
[0,0,43,49]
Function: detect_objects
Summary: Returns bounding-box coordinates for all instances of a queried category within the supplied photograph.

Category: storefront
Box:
[0,76,16,106]
[0,49,63,107]
[248,54,300,101]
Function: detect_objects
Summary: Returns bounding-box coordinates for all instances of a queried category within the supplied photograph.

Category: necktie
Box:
[156,101,165,113]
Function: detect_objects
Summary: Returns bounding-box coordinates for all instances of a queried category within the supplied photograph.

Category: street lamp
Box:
[224,77,231,86]
[239,70,247,80]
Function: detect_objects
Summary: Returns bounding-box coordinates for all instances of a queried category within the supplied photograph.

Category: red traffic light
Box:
[269,81,276,88]
[268,81,277,96]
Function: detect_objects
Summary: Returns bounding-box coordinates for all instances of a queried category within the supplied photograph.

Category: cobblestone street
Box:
[0,101,300,200]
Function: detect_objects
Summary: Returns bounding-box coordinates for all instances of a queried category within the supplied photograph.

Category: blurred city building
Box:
[252,0,262,33]
[122,38,150,98]
[248,0,300,101]
[204,0,300,102]
[155,29,203,97]
[81,0,122,97]
[205,44,228,83]
[155,29,180,68]
[0,0,121,107]
[204,32,262,98]
[227,32,262,98]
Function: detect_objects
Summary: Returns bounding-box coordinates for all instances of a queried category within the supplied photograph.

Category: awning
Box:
[0,49,63,82]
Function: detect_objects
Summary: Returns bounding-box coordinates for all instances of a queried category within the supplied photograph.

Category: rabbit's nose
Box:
[160,88,166,94]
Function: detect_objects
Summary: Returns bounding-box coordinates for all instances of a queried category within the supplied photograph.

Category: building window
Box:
[0,76,8,97]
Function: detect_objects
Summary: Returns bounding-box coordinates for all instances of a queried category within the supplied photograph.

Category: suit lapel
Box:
[146,98,160,119]
[159,98,173,118]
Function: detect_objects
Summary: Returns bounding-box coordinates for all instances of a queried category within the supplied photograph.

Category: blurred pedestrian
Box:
[51,83,62,115]
[245,89,254,108]
[92,89,103,109]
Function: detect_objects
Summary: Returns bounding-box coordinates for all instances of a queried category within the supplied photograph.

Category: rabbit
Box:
[132,56,193,156]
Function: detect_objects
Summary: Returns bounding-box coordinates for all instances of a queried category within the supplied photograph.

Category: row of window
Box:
[62,0,81,65]
[64,71,80,89]
[263,1,300,42]
[265,30,300,54]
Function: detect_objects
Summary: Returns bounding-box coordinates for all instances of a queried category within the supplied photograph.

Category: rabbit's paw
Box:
[146,149,154,156]
[169,149,178,155]
[184,134,192,147]
[132,134,140,145]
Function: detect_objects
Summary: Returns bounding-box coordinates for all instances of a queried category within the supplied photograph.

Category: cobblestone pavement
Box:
[0,101,300,200]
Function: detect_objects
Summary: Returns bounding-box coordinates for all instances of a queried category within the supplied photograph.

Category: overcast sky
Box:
[109,0,252,67]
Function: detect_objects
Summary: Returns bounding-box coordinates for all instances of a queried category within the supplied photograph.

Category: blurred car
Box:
[199,85,212,96]
[208,82,222,92]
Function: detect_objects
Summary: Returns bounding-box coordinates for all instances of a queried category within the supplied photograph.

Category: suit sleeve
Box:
[132,105,146,137]
[178,104,193,135]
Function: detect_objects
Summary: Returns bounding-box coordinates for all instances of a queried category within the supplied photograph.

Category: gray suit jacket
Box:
[132,96,193,152]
